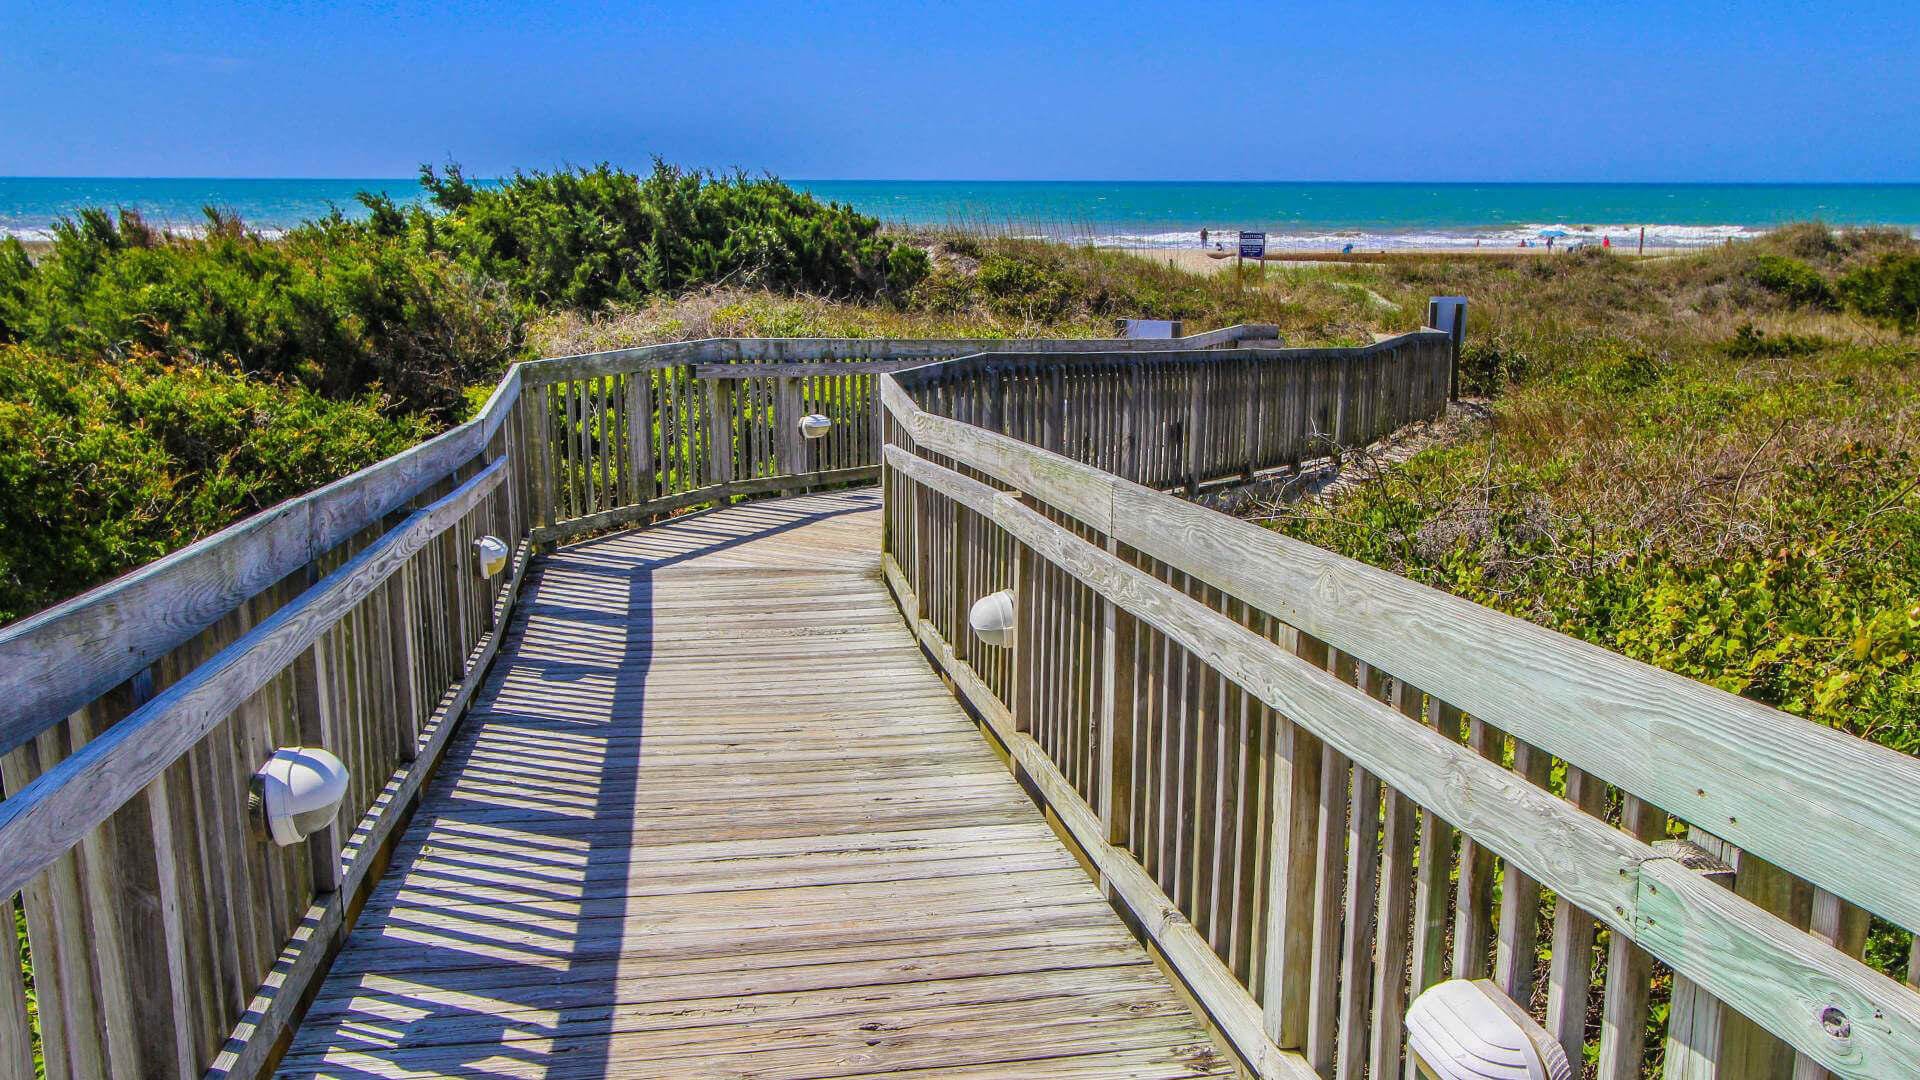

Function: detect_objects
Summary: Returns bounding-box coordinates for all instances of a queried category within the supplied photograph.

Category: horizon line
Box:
[6,175,1920,186]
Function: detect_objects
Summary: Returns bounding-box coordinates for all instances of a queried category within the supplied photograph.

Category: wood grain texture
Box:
[278,492,1236,1080]
[880,551,1317,1080]
[0,461,504,903]
[884,373,1920,937]
[880,444,1920,1079]
[0,370,522,756]
[521,325,1282,386]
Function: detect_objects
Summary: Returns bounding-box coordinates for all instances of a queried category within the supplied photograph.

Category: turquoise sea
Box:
[5,177,1920,250]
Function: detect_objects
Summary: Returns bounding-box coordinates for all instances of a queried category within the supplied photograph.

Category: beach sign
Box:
[1238,231,1266,259]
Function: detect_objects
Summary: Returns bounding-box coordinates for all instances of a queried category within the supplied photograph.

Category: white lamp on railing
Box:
[473,535,510,578]
[968,590,1016,647]
[1406,980,1570,1080]
[799,414,833,439]
[250,747,350,847]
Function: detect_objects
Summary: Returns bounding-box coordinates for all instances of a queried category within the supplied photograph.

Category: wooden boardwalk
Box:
[278,489,1234,1079]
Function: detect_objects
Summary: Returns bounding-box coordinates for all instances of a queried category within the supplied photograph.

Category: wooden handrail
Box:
[0,324,1288,1080]
[0,325,1280,760]
[882,443,1920,1078]
[0,459,505,903]
[883,365,1920,934]
[878,355,1920,1079]
[0,375,511,759]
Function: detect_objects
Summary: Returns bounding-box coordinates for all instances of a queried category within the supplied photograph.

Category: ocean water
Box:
[5,177,1919,251]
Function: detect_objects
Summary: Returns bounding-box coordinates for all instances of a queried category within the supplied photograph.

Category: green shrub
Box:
[0,346,431,623]
[1746,254,1835,308]
[1838,253,1920,331]
[974,254,1076,319]
[907,265,978,314]
[1721,323,1830,359]
[367,161,929,310]
[1457,335,1537,395]
[0,209,523,420]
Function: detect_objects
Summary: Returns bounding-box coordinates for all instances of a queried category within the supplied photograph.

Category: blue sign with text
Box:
[1239,231,1266,259]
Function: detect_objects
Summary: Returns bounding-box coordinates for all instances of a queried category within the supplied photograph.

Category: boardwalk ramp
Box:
[277,491,1235,1079]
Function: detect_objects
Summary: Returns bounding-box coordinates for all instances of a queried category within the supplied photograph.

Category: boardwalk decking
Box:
[278,490,1235,1079]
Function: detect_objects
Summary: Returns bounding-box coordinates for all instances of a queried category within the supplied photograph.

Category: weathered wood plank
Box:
[883,446,1920,1077]
[0,461,505,903]
[0,371,522,756]
[885,380,1920,937]
[522,324,1282,386]
[279,493,1242,1080]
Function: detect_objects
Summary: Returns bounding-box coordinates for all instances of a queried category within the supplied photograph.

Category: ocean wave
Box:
[1081,222,1782,250]
[2,222,293,242]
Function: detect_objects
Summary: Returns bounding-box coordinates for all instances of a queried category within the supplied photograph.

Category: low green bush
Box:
[0,346,430,622]
[1457,334,1538,395]
[1838,253,1920,331]
[1745,254,1835,308]
[363,161,929,310]
[1721,323,1830,359]
[0,209,523,420]
[974,254,1076,319]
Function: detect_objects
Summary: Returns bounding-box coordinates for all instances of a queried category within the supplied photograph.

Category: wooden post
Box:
[1262,706,1322,1050]
[290,635,343,893]
[705,377,735,497]
[1184,372,1202,496]
[1660,831,1742,1080]
[523,388,554,531]
[1597,795,1667,1079]
[385,564,421,761]
[1546,766,1608,1065]
[1700,840,1811,1080]
[777,377,805,493]
[1010,539,1032,736]
[0,881,34,1077]
[1096,536,1134,854]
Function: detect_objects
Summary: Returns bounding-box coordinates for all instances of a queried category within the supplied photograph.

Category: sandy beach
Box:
[1121,245,1674,274]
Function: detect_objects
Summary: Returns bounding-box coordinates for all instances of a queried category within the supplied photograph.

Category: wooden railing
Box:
[0,323,1281,1079]
[515,323,1281,544]
[879,344,1920,1080]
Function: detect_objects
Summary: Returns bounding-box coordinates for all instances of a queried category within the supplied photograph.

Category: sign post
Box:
[1238,231,1266,285]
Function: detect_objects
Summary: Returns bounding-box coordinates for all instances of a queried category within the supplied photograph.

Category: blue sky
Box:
[3,0,1917,181]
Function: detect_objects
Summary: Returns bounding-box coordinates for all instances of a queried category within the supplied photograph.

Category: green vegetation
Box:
[1,169,1916,1075]
[1745,252,1835,307]
[0,209,521,421]
[532,234,1387,353]
[360,161,929,311]
[0,162,942,623]
[1838,252,1920,330]
[1266,229,1920,756]
[0,346,430,622]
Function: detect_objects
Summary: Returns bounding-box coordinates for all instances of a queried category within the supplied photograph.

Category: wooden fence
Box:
[0,323,1284,1079]
[879,350,1920,1080]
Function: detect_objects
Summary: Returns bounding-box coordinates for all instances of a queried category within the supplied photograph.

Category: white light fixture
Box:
[250,747,350,847]
[798,413,832,439]
[968,590,1016,647]
[473,535,510,578]
[1406,979,1570,1080]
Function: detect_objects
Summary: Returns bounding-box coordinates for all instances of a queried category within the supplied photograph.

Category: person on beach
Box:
[1200,228,1208,248]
